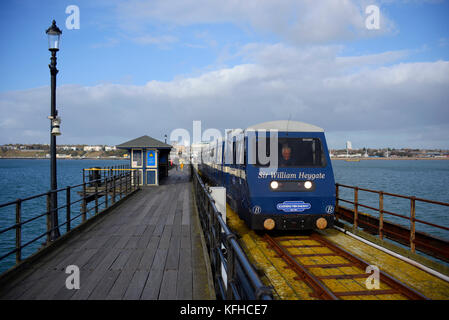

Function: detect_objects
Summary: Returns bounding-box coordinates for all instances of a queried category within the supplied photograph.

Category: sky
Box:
[0,0,448,149]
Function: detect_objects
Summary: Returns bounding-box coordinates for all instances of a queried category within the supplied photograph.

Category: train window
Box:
[217,142,222,164]
[238,140,243,164]
[244,137,247,165]
[255,137,326,167]
[232,141,236,165]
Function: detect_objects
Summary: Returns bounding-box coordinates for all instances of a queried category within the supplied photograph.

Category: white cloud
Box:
[132,35,178,46]
[116,0,396,44]
[1,44,448,148]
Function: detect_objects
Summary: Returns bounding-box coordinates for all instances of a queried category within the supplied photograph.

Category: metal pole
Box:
[49,49,60,240]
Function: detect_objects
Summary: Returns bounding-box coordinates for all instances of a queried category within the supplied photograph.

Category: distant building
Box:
[59,145,78,151]
[83,145,103,152]
[104,146,116,152]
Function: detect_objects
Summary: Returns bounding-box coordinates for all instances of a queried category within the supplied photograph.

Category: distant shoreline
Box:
[331,157,449,160]
[1,156,447,161]
[0,157,127,160]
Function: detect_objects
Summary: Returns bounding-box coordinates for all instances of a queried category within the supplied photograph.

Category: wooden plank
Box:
[159,270,178,300]
[165,209,182,271]
[70,249,121,300]
[164,186,179,225]
[158,225,173,250]
[123,249,145,270]
[123,269,149,300]
[113,232,135,249]
[176,247,193,300]
[141,202,160,225]
[181,187,190,226]
[18,270,66,300]
[55,248,97,271]
[88,270,121,300]
[148,191,171,226]
[125,236,140,249]
[105,269,136,300]
[110,250,133,270]
[136,225,156,249]
[140,248,169,299]
[138,236,159,270]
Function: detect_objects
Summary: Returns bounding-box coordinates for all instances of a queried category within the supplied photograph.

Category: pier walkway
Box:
[0,170,215,300]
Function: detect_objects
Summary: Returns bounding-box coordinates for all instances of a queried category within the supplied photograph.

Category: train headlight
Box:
[270,181,279,190]
[304,181,313,189]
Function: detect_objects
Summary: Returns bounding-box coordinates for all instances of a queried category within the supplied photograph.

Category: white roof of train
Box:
[246,120,324,132]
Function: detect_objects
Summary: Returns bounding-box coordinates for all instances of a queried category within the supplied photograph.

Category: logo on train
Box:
[325,205,334,214]
[277,201,311,213]
[252,205,262,214]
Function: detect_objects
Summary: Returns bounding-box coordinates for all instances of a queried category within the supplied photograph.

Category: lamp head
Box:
[46,20,62,51]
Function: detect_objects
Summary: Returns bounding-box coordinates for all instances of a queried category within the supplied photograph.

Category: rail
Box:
[0,165,140,274]
[192,166,273,300]
[263,233,427,300]
[335,183,449,262]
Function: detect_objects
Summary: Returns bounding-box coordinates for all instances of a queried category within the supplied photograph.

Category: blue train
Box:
[198,120,336,231]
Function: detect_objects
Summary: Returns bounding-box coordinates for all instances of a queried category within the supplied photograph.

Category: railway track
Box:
[263,233,428,300]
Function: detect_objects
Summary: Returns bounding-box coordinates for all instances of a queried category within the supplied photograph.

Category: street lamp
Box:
[46,20,62,240]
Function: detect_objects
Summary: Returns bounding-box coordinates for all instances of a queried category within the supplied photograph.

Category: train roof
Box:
[245,120,324,133]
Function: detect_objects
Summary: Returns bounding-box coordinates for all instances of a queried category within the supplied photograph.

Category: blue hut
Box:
[116,135,172,186]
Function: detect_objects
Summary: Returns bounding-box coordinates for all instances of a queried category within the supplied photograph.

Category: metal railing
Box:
[335,183,449,261]
[0,165,140,274]
[192,166,272,300]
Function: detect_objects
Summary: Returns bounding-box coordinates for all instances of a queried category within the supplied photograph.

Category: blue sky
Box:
[0,0,448,149]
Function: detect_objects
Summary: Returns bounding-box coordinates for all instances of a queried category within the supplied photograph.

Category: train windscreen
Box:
[254,137,327,168]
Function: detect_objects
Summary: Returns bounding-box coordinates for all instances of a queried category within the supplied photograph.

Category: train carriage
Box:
[200,120,336,231]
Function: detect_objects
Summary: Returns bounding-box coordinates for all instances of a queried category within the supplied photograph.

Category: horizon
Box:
[2,142,449,152]
[1,1,448,149]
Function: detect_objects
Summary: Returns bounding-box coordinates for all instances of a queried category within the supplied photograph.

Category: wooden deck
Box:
[0,169,215,300]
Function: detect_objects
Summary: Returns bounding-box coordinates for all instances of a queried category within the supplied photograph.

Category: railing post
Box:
[125,171,129,195]
[379,191,384,240]
[95,184,99,215]
[46,192,51,244]
[410,196,416,253]
[119,172,123,200]
[353,187,359,231]
[15,199,22,263]
[226,238,235,299]
[112,172,116,204]
[66,186,71,232]
[105,175,109,209]
[82,182,87,222]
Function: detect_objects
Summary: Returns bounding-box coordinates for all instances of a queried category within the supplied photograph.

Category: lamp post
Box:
[46,20,62,240]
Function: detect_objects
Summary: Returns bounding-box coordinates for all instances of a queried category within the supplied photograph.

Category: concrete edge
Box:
[0,188,141,289]
[335,221,449,277]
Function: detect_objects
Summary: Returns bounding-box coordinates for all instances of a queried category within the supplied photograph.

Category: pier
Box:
[0,170,215,300]
[0,164,448,300]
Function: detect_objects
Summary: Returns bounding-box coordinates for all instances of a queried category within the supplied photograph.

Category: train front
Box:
[245,129,336,231]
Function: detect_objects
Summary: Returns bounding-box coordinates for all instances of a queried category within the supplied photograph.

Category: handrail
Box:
[0,164,140,275]
[335,183,449,258]
[192,165,272,300]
